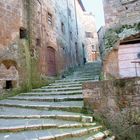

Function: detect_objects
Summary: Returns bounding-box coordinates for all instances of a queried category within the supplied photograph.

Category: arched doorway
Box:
[46,47,57,76]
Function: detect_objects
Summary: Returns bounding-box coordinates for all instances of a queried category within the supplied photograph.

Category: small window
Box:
[36,38,41,47]
[6,80,13,89]
[85,32,94,38]
[68,8,71,17]
[70,31,72,40]
[20,27,27,39]
[92,45,96,51]
[61,22,65,33]
[48,12,53,26]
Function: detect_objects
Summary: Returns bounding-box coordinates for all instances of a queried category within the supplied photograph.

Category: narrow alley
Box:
[0,62,114,140]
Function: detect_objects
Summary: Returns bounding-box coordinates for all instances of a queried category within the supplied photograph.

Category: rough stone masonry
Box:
[83,77,140,138]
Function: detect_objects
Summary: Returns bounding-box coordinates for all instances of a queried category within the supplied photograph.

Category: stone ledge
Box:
[39,126,102,140]
[0,123,97,133]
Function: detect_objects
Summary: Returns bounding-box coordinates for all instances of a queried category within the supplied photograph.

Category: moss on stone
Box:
[114,79,126,88]
[104,29,119,49]
[104,22,140,54]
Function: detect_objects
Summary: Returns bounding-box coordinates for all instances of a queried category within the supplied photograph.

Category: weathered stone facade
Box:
[0,0,87,91]
[83,78,140,139]
[103,49,119,78]
[83,13,99,62]
[103,0,140,28]
[0,0,31,90]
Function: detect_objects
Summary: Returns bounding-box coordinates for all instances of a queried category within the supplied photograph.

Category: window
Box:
[20,27,27,39]
[6,80,13,89]
[36,38,41,47]
[68,8,71,17]
[70,31,72,40]
[92,45,96,51]
[85,32,94,38]
[61,22,65,33]
[48,12,53,26]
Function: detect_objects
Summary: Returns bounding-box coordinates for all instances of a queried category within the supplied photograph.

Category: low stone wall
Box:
[83,78,140,138]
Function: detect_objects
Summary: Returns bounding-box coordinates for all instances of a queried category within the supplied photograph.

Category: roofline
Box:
[97,26,105,33]
[78,0,86,11]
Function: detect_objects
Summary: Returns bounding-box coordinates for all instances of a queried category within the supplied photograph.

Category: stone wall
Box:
[103,49,119,79]
[83,78,140,138]
[103,0,140,28]
[98,26,105,60]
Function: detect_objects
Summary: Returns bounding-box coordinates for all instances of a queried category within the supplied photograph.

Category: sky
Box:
[82,0,105,30]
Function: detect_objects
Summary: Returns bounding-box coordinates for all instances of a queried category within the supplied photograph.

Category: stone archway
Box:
[46,47,57,76]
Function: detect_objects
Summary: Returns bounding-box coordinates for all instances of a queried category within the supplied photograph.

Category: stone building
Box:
[83,12,99,62]
[0,0,88,91]
[101,0,140,79]
[98,26,105,60]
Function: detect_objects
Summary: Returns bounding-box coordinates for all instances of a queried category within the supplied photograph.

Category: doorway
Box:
[75,42,79,65]
[82,44,86,64]
[46,47,57,76]
[6,80,13,89]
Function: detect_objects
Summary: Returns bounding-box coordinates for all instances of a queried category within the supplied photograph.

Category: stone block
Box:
[81,116,93,123]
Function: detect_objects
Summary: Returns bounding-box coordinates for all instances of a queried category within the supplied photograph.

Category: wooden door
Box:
[118,43,140,77]
[47,47,57,76]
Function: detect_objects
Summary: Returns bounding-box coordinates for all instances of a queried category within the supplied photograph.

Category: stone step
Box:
[65,75,96,79]
[83,131,111,140]
[51,81,82,85]
[0,100,83,112]
[33,87,82,92]
[63,130,110,140]
[74,69,100,71]
[43,83,82,88]
[0,114,93,122]
[0,107,82,116]
[9,94,83,102]
[65,75,97,78]
[54,80,98,85]
[105,136,115,140]
[0,118,97,133]
[20,90,82,96]
[88,131,109,140]
[55,77,95,83]
[39,126,102,140]
[0,126,102,140]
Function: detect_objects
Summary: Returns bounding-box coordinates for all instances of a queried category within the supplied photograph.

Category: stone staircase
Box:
[0,62,114,140]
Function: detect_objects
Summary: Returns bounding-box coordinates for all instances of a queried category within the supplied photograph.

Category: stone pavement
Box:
[0,62,115,140]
